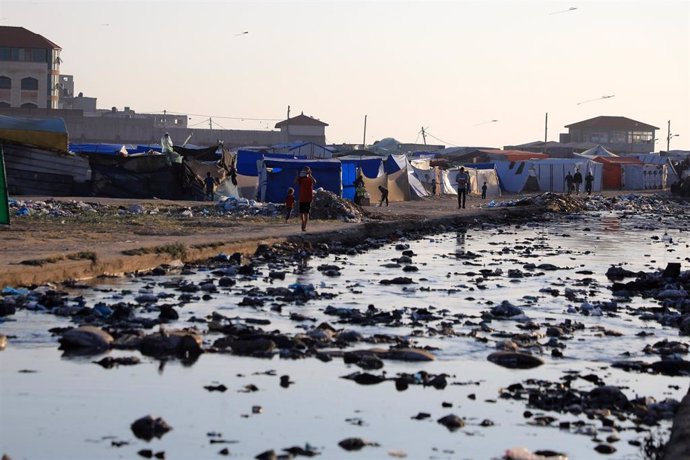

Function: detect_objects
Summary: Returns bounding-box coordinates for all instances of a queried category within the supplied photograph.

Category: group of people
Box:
[565,170,594,195]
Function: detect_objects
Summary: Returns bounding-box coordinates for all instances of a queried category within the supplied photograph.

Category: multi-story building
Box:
[275,113,328,145]
[561,116,658,154]
[0,26,61,109]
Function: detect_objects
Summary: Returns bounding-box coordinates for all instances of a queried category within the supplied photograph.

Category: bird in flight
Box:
[577,95,615,105]
[550,7,577,15]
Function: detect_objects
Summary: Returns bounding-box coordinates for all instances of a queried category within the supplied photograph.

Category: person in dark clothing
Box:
[585,171,594,195]
[378,185,389,207]
[573,170,583,194]
[284,187,295,222]
[456,167,469,209]
[431,176,437,197]
[481,181,487,199]
[565,172,574,195]
[353,175,365,205]
[204,172,216,201]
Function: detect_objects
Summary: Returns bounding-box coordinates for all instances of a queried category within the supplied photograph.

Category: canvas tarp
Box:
[622,163,666,190]
[362,173,389,204]
[446,168,502,197]
[340,156,384,201]
[440,170,457,195]
[494,159,602,193]
[258,158,341,203]
[0,115,68,152]
[384,154,429,199]
[631,154,679,186]
[575,144,618,159]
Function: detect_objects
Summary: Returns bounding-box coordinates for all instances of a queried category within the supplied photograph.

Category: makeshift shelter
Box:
[494,159,602,193]
[272,142,335,159]
[593,157,643,190]
[1,115,91,196]
[630,154,678,187]
[575,144,618,159]
[258,158,342,203]
[384,154,429,201]
[446,168,501,197]
[339,155,384,202]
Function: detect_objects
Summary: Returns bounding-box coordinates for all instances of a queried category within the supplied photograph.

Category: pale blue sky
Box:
[2,0,688,148]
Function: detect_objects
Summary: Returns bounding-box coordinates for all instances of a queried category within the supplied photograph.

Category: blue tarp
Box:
[259,158,341,203]
[69,143,130,155]
[339,156,383,201]
[236,150,306,176]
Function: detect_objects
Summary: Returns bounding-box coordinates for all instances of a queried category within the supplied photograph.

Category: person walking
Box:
[284,187,295,222]
[565,172,574,195]
[456,167,469,209]
[204,172,216,201]
[481,181,488,200]
[585,171,594,195]
[573,169,583,195]
[296,166,316,231]
[431,176,437,197]
[378,185,389,207]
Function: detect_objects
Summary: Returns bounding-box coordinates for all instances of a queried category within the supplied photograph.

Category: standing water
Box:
[1,206,689,460]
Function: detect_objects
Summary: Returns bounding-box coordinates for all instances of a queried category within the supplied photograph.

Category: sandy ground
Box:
[0,190,674,287]
[0,194,503,287]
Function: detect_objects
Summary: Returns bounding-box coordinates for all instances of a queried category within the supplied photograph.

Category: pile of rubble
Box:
[493,193,687,215]
[310,189,363,223]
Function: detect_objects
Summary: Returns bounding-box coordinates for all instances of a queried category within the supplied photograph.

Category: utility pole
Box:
[286,105,291,143]
[362,115,368,148]
[421,127,427,145]
[667,120,671,152]
[544,112,548,153]
[209,117,212,130]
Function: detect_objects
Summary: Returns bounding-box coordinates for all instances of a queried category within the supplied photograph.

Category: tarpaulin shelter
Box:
[384,154,429,201]
[575,144,618,159]
[446,167,501,197]
[494,159,602,193]
[258,158,342,203]
[0,115,91,196]
[272,142,335,159]
[339,155,384,201]
[235,149,306,199]
[630,153,678,187]
[593,156,643,190]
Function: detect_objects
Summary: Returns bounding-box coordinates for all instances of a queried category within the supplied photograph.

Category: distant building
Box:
[58,75,97,112]
[275,112,328,145]
[561,116,658,154]
[0,26,61,109]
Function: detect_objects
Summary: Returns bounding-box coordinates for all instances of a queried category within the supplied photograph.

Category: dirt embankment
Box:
[0,194,546,287]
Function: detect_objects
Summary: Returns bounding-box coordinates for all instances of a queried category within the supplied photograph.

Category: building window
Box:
[21,77,38,90]
[588,132,609,143]
[628,131,653,144]
[0,76,10,89]
[0,47,10,61]
[610,131,627,144]
[21,102,37,108]
[32,48,47,62]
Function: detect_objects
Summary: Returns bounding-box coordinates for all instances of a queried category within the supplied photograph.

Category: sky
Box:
[1,0,688,149]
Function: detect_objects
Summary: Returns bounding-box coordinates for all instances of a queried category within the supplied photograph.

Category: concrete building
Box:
[0,26,61,109]
[561,116,658,154]
[58,75,97,112]
[275,113,328,145]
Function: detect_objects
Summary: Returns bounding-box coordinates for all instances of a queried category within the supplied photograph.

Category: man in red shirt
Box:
[295,166,317,231]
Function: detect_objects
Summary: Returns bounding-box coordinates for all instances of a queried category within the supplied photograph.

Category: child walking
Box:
[481,181,487,199]
[284,187,295,222]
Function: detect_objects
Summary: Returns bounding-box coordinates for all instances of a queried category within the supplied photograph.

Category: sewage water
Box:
[1,210,689,460]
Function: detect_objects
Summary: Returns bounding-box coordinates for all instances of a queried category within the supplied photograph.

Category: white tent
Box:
[630,154,679,187]
[446,168,501,197]
[384,154,429,201]
[575,144,618,159]
[494,159,603,193]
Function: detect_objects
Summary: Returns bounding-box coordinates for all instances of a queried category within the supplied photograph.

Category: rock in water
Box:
[437,414,465,431]
[130,415,172,441]
[587,386,629,410]
[338,438,366,451]
[487,352,544,369]
[59,326,113,352]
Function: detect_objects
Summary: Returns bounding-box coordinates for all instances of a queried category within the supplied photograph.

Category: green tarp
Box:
[0,145,9,225]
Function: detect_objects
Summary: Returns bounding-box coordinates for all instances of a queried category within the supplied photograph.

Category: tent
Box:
[446,168,502,197]
[630,154,679,187]
[494,159,602,193]
[593,157,643,190]
[258,158,342,203]
[575,144,618,159]
[339,155,384,201]
[384,154,429,201]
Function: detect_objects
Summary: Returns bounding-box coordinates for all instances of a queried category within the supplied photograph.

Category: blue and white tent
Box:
[258,158,342,203]
[339,155,384,201]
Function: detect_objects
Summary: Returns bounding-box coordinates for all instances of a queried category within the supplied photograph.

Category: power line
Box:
[424,130,461,147]
[146,109,282,122]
